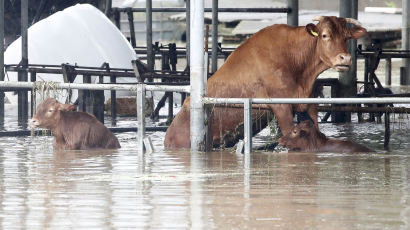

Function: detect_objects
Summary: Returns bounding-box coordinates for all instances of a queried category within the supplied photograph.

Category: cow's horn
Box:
[345,18,362,27]
[312,16,324,22]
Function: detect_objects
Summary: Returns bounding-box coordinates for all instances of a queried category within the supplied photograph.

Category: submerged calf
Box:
[279,120,373,153]
[30,98,121,150]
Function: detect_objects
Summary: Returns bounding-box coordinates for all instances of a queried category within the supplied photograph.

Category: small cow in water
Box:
[30,98,121,150]
[279,120,373,153]
[165,16,367,149]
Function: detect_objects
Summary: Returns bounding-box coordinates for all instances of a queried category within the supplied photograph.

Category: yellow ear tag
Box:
[311,30,318,37]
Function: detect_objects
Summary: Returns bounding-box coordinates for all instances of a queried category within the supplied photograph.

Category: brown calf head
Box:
[279,120,327,152]
[305,16,367,72]
[30,98,77,130]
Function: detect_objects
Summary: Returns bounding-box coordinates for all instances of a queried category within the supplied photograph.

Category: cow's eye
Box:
[322,34,327,38]
[48,109,54,113]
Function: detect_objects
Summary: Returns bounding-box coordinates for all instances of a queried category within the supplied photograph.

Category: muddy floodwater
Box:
[0,112,409,230]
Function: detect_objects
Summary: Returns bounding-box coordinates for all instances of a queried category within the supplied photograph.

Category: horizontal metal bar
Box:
[203,97,410,104]
[113,7,290,13]
[6,66,136,77]
[0,81,191,93]
[357,53,410,59]
[0,126,168,137]
[317,106,410,113]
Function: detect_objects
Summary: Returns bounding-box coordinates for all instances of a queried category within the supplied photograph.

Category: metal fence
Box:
[202,96,410,155]
[1,81,409,154]
[0,81,189,153]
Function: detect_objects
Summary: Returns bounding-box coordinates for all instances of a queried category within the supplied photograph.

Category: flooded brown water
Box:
[0,117,409,229]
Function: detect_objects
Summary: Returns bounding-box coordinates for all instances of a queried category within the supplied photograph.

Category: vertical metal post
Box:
[127,10,136,48]
[211,0,218,73]
[146,0,154,73]
[0,0,4,125]
[287,0,298,26]
[190,0,205,152]
[337,0,357,122]
[402,0,410,85]
[385,58,392,86]
[137,84,146,153]
[80,75,91,112]
[384,111,390,149]
[110,76,117,125]
[93,75,105,123]
[186,0,191,70]
[114,10,120,29]
[30,71,36,117]
[104,0,112,15]
[243,98,252,155]
[18,0,29,124]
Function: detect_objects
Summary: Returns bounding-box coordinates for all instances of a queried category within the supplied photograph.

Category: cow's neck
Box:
[49,112,63,134]
[289,29,329,92]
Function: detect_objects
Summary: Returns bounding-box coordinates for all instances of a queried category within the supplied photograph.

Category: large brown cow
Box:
[165,16,367,149]
[279,120,373,153]
[30,98,121,150]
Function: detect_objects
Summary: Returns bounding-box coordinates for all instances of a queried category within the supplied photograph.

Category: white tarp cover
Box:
[4,3,138,104]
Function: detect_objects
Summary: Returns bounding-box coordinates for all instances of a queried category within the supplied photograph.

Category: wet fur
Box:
[279,120,373,153]
[165,17,367,149]
[32,98,120,150]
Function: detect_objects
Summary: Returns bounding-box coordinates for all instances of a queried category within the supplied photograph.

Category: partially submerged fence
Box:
[203,97,410,154]
[1,81,409,154]
[0,81,189,153]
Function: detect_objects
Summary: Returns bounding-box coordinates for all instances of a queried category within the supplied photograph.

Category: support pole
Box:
[384,111,390,149]
[18,0,29,125]
[146,0,154,74]
[137,83,146,153]
[385,58,392,86]
[190,0,205,152]
[186,0,191,70]
[110,77,117,126]
[287,0,298,26]
[243,98,252,154]
[127,10,136,48]
[30,71,36,117]
[402,0,410,85]
[0,0,4,126]
[211,0,218,73]
[337,0,358,122]
[104,0,112,15]
[114,9,120,29]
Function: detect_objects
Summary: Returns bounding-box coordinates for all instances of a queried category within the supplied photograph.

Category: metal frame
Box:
[2,80,409,154]
[0,81,189,153]
[203,97,410,155]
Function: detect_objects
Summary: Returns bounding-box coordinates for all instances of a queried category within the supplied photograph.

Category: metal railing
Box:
[0,81,189,153]
[202,97,410,154]
[3,81,409,154]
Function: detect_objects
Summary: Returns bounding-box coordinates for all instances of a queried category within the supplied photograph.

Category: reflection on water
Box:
[0,124,409,229]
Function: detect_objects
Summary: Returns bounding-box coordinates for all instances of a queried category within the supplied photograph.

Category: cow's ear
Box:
[305,23,319,37]
[66,104,77,111]
[59,104,77,111]
[350,26,367,39]
[300,130,307,137]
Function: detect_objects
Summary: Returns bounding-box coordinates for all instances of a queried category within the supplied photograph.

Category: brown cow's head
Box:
[279,120,327,152]
[305,16,367,72]
[30,98,77,129]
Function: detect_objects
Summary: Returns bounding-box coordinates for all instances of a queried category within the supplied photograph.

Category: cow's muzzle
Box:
[334,53,352,72]
[29,118,40,128]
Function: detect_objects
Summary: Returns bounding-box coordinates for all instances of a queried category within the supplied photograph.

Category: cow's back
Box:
[165,24,311,149]
[55,111,120,150]
[207,24,303,98]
